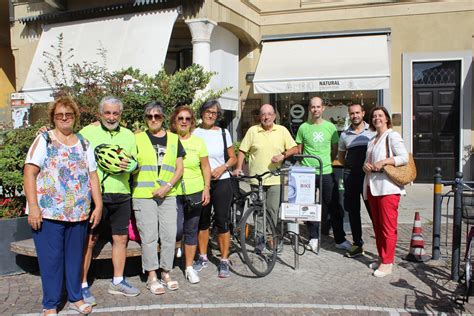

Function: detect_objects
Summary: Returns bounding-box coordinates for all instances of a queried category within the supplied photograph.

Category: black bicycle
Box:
[216,169,281,277]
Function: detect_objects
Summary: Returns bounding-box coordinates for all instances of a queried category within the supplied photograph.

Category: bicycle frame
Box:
[233,170,277,239]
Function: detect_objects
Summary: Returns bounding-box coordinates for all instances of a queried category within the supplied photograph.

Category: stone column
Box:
[185,19,217,72]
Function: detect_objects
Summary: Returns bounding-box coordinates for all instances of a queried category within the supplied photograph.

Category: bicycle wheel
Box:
[465,235,474,302]
[239,206,278,277]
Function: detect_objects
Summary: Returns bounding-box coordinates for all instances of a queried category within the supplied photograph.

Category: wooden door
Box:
[412,61,460,182]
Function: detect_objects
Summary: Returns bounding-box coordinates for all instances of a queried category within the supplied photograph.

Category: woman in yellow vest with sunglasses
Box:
[132,101,185,294]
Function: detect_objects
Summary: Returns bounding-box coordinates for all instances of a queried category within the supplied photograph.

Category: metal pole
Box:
[432,167,442,260]
[451,171,463,282]
[287,222,299,270]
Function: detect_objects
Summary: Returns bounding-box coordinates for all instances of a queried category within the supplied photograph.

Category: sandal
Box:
[160,272,179,291]
[146,277,165,295]
[69,301,92,315]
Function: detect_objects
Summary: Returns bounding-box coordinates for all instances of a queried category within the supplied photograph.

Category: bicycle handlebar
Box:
[233,168,281,181]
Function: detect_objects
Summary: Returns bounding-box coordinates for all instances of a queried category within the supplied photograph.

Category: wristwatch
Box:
[166,182,173,188]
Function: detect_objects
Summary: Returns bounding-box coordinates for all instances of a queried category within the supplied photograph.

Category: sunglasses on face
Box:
[146,114,164,121]
[54,112,75,120]
[177,116,192,122]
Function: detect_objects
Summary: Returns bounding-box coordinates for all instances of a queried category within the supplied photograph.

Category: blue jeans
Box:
[307,173,346,244]
[343,170,372,246]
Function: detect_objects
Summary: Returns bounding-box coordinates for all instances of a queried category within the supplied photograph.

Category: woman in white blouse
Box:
[363,106,408,278]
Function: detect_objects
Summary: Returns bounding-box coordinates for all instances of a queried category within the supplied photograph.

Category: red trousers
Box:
[367,187,400,264]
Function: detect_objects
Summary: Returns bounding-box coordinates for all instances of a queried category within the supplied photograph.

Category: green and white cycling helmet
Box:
[94,144,137,175]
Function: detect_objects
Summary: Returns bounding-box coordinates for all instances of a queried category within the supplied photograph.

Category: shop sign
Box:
[10,93,31,107]
[284,79,355,92]
[289,103,306,136]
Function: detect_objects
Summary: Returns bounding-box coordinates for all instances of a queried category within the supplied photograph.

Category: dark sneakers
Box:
[345,244,365,258]
[218,260,230,278]
[192,256,209,272]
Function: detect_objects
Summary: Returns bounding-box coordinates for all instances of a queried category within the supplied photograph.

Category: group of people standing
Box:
[24,94,408,316]
[234,96,408,279]
[25,96,236,315]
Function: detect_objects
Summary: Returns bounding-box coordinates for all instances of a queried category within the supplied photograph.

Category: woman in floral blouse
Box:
[24,96,102,315]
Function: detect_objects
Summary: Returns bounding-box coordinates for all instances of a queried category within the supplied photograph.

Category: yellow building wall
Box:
[0,0,15,127]
[0,59,15,127]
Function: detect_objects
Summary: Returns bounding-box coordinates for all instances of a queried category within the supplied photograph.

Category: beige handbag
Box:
[384,135,417,186]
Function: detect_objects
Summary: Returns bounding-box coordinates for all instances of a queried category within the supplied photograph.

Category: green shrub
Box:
[0,120,47,217]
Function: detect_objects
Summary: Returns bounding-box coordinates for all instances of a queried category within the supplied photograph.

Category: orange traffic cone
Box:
[405,212,430,262]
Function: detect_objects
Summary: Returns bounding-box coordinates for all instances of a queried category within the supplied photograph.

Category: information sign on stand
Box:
[281,166,321,221]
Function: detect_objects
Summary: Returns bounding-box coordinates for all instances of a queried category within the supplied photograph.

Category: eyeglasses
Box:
[54,112,75,120]
[146,114,164,121]
[205,111,219,117]
[177,116,192,122]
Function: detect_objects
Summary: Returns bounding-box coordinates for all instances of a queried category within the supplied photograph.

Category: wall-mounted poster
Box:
[12,106,30,129]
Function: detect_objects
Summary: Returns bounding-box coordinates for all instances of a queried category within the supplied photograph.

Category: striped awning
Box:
[18,1,171,24]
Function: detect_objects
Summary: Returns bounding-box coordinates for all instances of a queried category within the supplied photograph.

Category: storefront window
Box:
[273,90,381,137]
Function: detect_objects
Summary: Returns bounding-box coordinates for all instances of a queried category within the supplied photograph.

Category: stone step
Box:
[10,238,181,260]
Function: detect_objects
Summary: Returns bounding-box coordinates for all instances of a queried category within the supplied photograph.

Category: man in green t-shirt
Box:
[295,96,351,252]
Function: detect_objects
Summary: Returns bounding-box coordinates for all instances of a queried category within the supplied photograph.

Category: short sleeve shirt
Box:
[338,122,375,171]
[79,124,136,194]
[193,127,232,180]
[179,134,208,195]
[239,124,297,186]
[295,120,339,175]
[146,131,185,176]
[25,133,97,222]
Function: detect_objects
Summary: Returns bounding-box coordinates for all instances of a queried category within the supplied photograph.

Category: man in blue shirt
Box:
[338,104,375,258]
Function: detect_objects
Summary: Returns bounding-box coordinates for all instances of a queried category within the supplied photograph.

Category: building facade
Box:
[1,0,15,130]
[8,0,474,181]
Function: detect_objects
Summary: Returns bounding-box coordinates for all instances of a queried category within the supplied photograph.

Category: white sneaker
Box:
[185,267,200,284]
[308,238,319,252]
[335,240,352,251]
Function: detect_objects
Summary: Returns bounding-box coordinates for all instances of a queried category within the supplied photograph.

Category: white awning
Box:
[253,35,390,94]
[22,8,179,104]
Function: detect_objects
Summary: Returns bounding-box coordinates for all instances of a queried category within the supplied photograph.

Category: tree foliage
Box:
[40,33,229,130]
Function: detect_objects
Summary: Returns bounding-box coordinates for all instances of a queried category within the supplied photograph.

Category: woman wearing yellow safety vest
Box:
[132,101,185,295]
[171,105,211,284]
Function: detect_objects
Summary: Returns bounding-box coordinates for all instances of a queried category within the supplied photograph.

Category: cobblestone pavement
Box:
[2,184,473,315]
[2,222,474,316]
